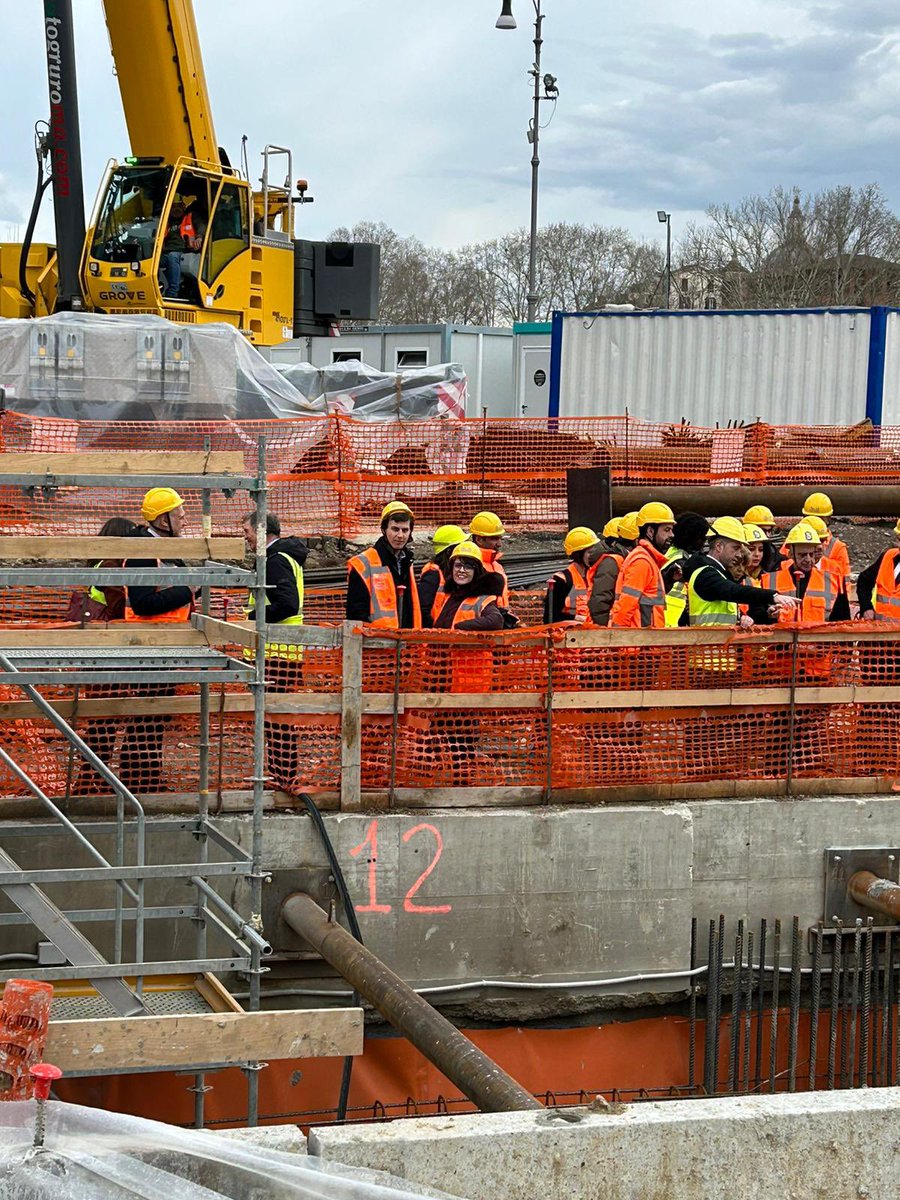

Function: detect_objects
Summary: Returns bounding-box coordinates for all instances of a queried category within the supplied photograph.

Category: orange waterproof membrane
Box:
[4,409,900,538]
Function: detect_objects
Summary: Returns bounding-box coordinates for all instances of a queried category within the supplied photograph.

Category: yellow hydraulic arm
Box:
[102,0,219,166]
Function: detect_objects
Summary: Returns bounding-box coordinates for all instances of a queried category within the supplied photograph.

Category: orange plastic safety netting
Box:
[3,410,900,539]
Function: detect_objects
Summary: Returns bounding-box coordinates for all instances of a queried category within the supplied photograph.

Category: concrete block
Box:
[310,1089,900,1200]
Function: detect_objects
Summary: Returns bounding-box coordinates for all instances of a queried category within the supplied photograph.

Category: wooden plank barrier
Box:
[0,537,246,562]
[0,451,246,475]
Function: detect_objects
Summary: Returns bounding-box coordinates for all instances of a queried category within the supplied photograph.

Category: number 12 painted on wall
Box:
[348,820,451,915]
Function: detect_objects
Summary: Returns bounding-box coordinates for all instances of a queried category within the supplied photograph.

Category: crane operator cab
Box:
[82,150,296,344]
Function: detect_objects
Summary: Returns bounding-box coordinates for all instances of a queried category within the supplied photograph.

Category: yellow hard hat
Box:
[801,514,828,537]
[894,518,900,537]
[619,511,640,541]
[141,487,184,522]
[802,492,833,518]
[450,540,483,564]
[381,500,414,523]
[433,524,467,553]
[469,511,505,537]
[564,526,600,557]
[637,501,675,526]
[784,522,821,546]
[743,504,776,528]
[743,523,770,543]
[602,517,621,539]
[709,516,747,543]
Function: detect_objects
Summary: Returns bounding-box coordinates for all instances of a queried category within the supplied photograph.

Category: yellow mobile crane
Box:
[2,0,378,344]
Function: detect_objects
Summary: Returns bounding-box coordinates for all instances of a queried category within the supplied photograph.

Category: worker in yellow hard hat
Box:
[618,512,640,545]
[857,518,900,621]
[468,511,510,608]
[799,492,850,582]
[585,518,637,626]
[419,524,468,626]
[686,516,796,629]
[760,523,849,623]
[741,523,778,583]
[609,501,676,628]
[433,542,505,631]
[346,501,421,628]
[742,504,777,532]
[544,527,601,624]
[120,487,194,793]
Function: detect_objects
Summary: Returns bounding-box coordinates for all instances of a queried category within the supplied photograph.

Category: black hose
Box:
[298,791,362,1122]
[19,152,52,311]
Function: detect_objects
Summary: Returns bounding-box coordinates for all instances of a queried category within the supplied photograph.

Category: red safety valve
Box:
[29,1063,62,1101]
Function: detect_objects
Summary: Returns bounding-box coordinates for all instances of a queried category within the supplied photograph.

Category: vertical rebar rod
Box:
[768,918,781,1092]
[846,919,862,1088]
[703,919,718,1094]
[715,913,726,1093]
[755,917,767,1091]
[788,915,801,1093]
[696,912,700,1094]
[728,921,743,1093]
[808,922,823,1092]
[828,921,843,1089]
[860,918,874,1087]
[882,930,893,1086]
[742,930,753,1095]
[871,931,882,1087]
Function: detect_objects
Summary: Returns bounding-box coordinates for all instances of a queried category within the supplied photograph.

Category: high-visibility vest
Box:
[348,546,422,630]
[246,551,304,660]
[821,534,850,580]
[481,550,510,606]
[873,548,900,621]
[610,542,666,628]
[761,562,840,623]
[124,558,193,623]
[420,561,448,621]
[449,594,499,628]
[664,547,688,628]
[687,565,738,626]
[554,561,594,625]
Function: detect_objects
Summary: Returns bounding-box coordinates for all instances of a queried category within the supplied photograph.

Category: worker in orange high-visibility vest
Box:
[544,527,601,624]
[760,523,850,623]
[346,501,422,629]
[587,513,638,627]
[469,511,510,606]
[779,494,851,583]
[609,502,676,628]
[419,524,467,627]
[857,519,900,621]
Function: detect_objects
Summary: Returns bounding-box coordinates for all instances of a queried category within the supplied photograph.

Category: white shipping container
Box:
[553,309,873,427]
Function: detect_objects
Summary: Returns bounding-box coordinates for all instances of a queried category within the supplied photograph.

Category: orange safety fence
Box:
[1,622,900,801]
[2,410,900,538]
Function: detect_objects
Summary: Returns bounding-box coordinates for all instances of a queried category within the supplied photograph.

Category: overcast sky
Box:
[2,0,900,252]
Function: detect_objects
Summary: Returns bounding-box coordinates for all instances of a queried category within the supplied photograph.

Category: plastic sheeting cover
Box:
[0,314,467,423]
[0,1100,465,1200]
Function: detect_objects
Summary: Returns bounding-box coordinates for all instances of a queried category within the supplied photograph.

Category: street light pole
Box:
[497,1,557,325]
[657,210,672,308]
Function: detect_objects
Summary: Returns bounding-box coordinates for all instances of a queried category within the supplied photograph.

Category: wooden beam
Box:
[45,1006,364,1072]
[0,536,245,562]
[0,451,245,475]
[341,621,362,810]
[192,614,257,649]
[567,628,792,648]
[0,626,206,649]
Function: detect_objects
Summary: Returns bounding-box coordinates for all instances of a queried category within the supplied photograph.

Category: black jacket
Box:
[435,571,505,630]
[682,553,778,625]
[418,553,451,628]
[125,527,194,618]
[857,550,889,616]
[346,535,418,627]
[262,536,308,623]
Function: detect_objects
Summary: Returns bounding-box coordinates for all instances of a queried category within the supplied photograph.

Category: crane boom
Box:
[102,0,218,165]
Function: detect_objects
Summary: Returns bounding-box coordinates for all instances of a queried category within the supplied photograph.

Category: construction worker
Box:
[742,523,779,582]
[742,504,778,535]
[544,527,600,624]
[468,512,509,606]
[608,502,675,628]
[66,517,140,624]
[346,501,421,629]
[663,512,709,627]
[120,488,196,793]
[434,542,505,631]
[800,493,850,581]
[761,523,850,622]
[856,519,900,621]
[419,524,467,627]
[686,517,795,628]
[586,516,636,627]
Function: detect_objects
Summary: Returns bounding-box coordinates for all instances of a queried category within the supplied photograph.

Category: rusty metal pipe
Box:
[280,892,541,1113]
[849,871,900,920]
[612,485,899,518]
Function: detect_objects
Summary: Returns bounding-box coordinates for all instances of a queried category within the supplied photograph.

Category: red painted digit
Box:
[402,823,452,913]
[349,819,392,913]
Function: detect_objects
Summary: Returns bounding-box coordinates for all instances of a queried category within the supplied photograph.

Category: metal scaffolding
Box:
[0,440,271,1123]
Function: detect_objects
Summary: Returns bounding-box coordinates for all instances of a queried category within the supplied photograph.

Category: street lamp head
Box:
[496,0,517,29]
[657,210,669,223]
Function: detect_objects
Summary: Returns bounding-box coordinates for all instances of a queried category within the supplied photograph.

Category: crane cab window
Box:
[91,165,172,263]
[203,183,250,284]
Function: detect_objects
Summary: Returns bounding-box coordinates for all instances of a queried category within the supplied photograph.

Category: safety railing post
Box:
[785,627,800,795]
[340,621,363,811]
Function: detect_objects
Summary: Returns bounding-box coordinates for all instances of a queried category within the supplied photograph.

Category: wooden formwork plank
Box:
[0,451,245,475]
[0,626,206,648]
[0,536,245,561]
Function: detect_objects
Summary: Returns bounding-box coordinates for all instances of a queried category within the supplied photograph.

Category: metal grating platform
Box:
[51,987,213,1020]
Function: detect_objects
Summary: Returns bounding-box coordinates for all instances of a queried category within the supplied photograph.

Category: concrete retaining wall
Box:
[310,1089,900,1200]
